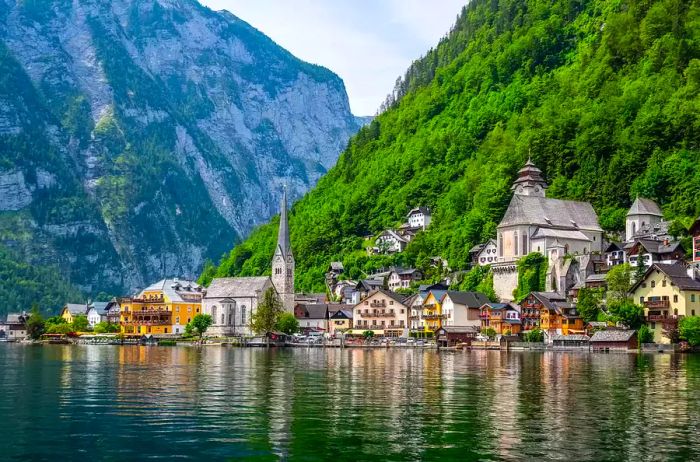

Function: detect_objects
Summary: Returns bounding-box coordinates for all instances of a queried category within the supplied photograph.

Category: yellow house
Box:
[420,290,447,336]
[329,309,353,335]
[60,304,87,324]
[629,263,700,343]
[120,279,203,335]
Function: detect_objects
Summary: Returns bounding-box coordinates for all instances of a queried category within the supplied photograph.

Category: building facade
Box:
[272,189,295,312]
[203,277,274,337]
[352,289,409,337]
[440,291,490,328]
[406,207,431,229]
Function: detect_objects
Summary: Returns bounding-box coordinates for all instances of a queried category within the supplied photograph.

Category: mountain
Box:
[205,0,700,292]
[0,0,364,314]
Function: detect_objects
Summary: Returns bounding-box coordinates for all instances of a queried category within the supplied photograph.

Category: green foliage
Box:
[606,263,634,301]
[523,328,544,343]
[25,308,45,340]
[158,340,177,346]
[250,288,283,335]
[46,323,74,335]
[606,300,645,330]
[395,287,418,296]
[577,288,604,322]
[362,330,375,339]
[275,312,299,335]
[679,316,700,346]
[638,325,654,346]
[514,253,547,301]
[71,315,89,332]
[93,322,120,334]
[482,327,497,339]
[187,314,213,340]
[207,0,700,294]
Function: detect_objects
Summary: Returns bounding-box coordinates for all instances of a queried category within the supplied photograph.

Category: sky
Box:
[199,0,466,115]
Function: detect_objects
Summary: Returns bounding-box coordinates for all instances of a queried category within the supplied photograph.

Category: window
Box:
[674,295,678,303]
[662,280,667,287]
[221,314,225,325]
[651,281,656,288]
[241,306,247,324]
[692,294,696,303]
[401,309,404,314]
[389,301,394,305]
[212,305,217,321]
[176,317,180,324]
[187,306,192,313]
[693,310,696,316]
[640,297,644,303]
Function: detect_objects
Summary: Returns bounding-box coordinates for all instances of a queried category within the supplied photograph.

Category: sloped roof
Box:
[437,326,480,334]
[407,207,430,217]
[63,303,87,315]
[364,288,407,306]
[296,304,329,320]
[402,293,420,307]
[499,195,602,231]
[442,291,491,308]
[205,277,270,298]
[424,290,448,304]
[469,243,486,254]
[624,239,683,255]
[630,263,700,292]
[275,189,292,258]
[4,313,26,325]
[330,262,344,271]
[605,242,624,252]
[590,330,636,342]
[553,334,589,342]
[689,217,700,235]
[330,309,353,319]
[531,228,592,241]
[530,292,566,310]
[627,197,663,217]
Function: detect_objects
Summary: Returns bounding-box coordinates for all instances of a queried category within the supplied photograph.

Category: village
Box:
[2,160,700,352]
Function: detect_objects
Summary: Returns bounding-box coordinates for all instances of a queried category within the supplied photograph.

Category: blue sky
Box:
[199,0,466,115]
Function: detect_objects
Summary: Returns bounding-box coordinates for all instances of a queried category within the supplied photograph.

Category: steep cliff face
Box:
[0,0,362,307]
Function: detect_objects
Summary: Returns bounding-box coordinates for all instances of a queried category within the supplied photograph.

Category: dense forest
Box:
[204,0,700,292]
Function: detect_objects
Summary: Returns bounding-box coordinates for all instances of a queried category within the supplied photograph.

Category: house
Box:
[351,289,409,337]
[329,309,353,335]
[1,313,29,341]
[419,290,448,335]
[590,330,638,351]
[387,268,423,290]
[625,197,669,242]
[605,242,626,267]
[624,238,685,268]
[86,306,103,328]
[629,263,700,343]
[102,299,121,324]
[294,304,330,333]
[354,279,384,301]
[120,278,204,335]
[375,230,409,253]
[332,279,358,304]
[492,158,603,300]
[472,240,498,266]
[406,207,431,229]
[690,217,700,263]
[440,291,490,328]
[518,293,543,332]
[407,292,425,335]
[435,326,480,347]
[527,291,584,341]
[325,262,345,294]
[479,303,522,335]
[552,334,590,349]
[61,303,88,324]
[203,277,275,337]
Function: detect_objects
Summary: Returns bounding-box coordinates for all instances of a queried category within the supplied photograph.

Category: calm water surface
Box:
[0,345,699,461]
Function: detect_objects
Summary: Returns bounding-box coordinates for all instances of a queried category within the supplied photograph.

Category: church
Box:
[492,159,603,300]
[202,190,295,336]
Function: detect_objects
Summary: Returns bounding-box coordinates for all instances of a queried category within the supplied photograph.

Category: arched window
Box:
[211,305,217,323]
[514,232,519,255]
[241,306,247,325]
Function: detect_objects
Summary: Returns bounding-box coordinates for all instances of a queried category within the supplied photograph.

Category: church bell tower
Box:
[512,157,547,197]
[271,188,295,312]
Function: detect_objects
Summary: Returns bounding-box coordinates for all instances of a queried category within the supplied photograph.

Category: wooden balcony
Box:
[646,314,668,322]
[423,314,445,320]
[369,301,386,308]
[644,300,670,310]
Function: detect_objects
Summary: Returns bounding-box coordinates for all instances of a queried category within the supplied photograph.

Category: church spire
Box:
[512,157,547,197]
[276,187,291,258]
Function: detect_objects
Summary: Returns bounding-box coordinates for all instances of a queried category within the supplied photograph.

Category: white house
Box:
[387,268,423,290]
[203,277,276,336]
[473,239,498,266]
[86,306,102,328]
[375,230,409,253]
[626,197,665,242]
[406,207,431,229]
[440,291,491,327]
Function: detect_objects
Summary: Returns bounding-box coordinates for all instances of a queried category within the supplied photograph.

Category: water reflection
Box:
[0,345,699,461]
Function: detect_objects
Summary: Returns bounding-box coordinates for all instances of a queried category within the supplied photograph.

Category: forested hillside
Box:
[203,0,700,291]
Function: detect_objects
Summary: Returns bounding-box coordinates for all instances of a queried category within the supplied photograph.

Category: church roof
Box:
[627,197,663,217]
[531,228,592,241]
[511,157,548,190]
[498,195,602,231]
[275,189,292,258]
[204,277,271,299]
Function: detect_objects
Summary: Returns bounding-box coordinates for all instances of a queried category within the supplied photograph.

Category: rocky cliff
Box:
[0,0,363,307]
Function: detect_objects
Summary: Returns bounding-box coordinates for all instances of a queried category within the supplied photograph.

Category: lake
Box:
[0,345,699,461]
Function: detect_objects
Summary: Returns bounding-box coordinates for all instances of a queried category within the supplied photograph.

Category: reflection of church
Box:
[492,159,603,300]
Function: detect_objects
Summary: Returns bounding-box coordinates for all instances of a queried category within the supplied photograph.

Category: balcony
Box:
[132,309,170,316]
[644,300,670,310]
[423,314,445,320]
[361,311,396,318]
[120,320,170,326]
[369,301,386,308]
[646,314,668,322]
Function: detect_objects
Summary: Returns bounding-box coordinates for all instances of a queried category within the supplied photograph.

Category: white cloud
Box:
[200,0,465,115]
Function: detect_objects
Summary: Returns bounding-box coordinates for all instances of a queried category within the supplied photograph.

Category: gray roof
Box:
[140,278,202,302]
[295,304,329,320]
[63,303,87,315]
[553,334,590,341]
[590,330,636,342]
[437,326,480,334]
[530,292,567,310]
[498,195,602,231]
[275,189,292,258]
[330,262,344,271]
[631,263,700,292]
[407,207,430,217]
[205,277,270,299]
[5,313,26,324]
[624,239,683,255]
[531,228,591,241]
[442,291,490,308]
[585,273,608,283]
[627,197,663,217]
[330,309,353,319]
[469,243,486,253]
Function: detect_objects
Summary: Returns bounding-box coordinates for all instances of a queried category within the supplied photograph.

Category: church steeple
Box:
[512,156,547,197]
[271,187,295,311]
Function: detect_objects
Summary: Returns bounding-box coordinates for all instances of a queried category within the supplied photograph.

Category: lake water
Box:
[0,345,699,461]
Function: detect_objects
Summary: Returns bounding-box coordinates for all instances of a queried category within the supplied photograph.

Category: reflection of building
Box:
[203,277,274,337]
[120,279,203,335]
[630,263,700,343]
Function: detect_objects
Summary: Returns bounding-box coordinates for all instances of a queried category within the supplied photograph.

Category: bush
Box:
[679,316,700,346]
[524,328,544,343]
[481,327,497,339]
[638,325,654,346]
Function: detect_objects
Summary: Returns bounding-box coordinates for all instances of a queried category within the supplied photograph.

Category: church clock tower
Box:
[271,188,295,312]
[512,157,548,197]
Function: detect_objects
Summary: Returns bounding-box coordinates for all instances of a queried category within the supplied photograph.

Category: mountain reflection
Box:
[0,345,699,461]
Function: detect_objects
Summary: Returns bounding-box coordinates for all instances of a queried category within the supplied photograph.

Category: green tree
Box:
[93,322,119,334]
[47,323,74,335]
[638,325,654,347]
[482,327,497,339]
[25,308,45,340]
[524,328,544,342]
[606,263,634,302]
[187,314,213,341]
[250,288,283,335]
[362,330,374,340]
[577,288,603,322]
[276,312,299,335]
[71,315,89,332]
[679,316,700,346]
[607,300,645,330]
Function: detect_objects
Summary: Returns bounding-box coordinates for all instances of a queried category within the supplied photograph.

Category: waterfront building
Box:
[435,326,480,347]
[589,330,638,351]
[440,291,490,328]
[351,289,409,337]
[203,277,274,337]
[86,306,102,328]
[119,278,203,335]
[420,289,448,335]
[329,309,353,335]
[60,303,88,324]
[479,303,522,335]
[523,291,585,341]
[0,313,28,341]
[625,238,685,268]
[491,158,603,300]
[604,242,626,267]
[552,334,590,349]
[271,189,295,312]
[629,263,700,343]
